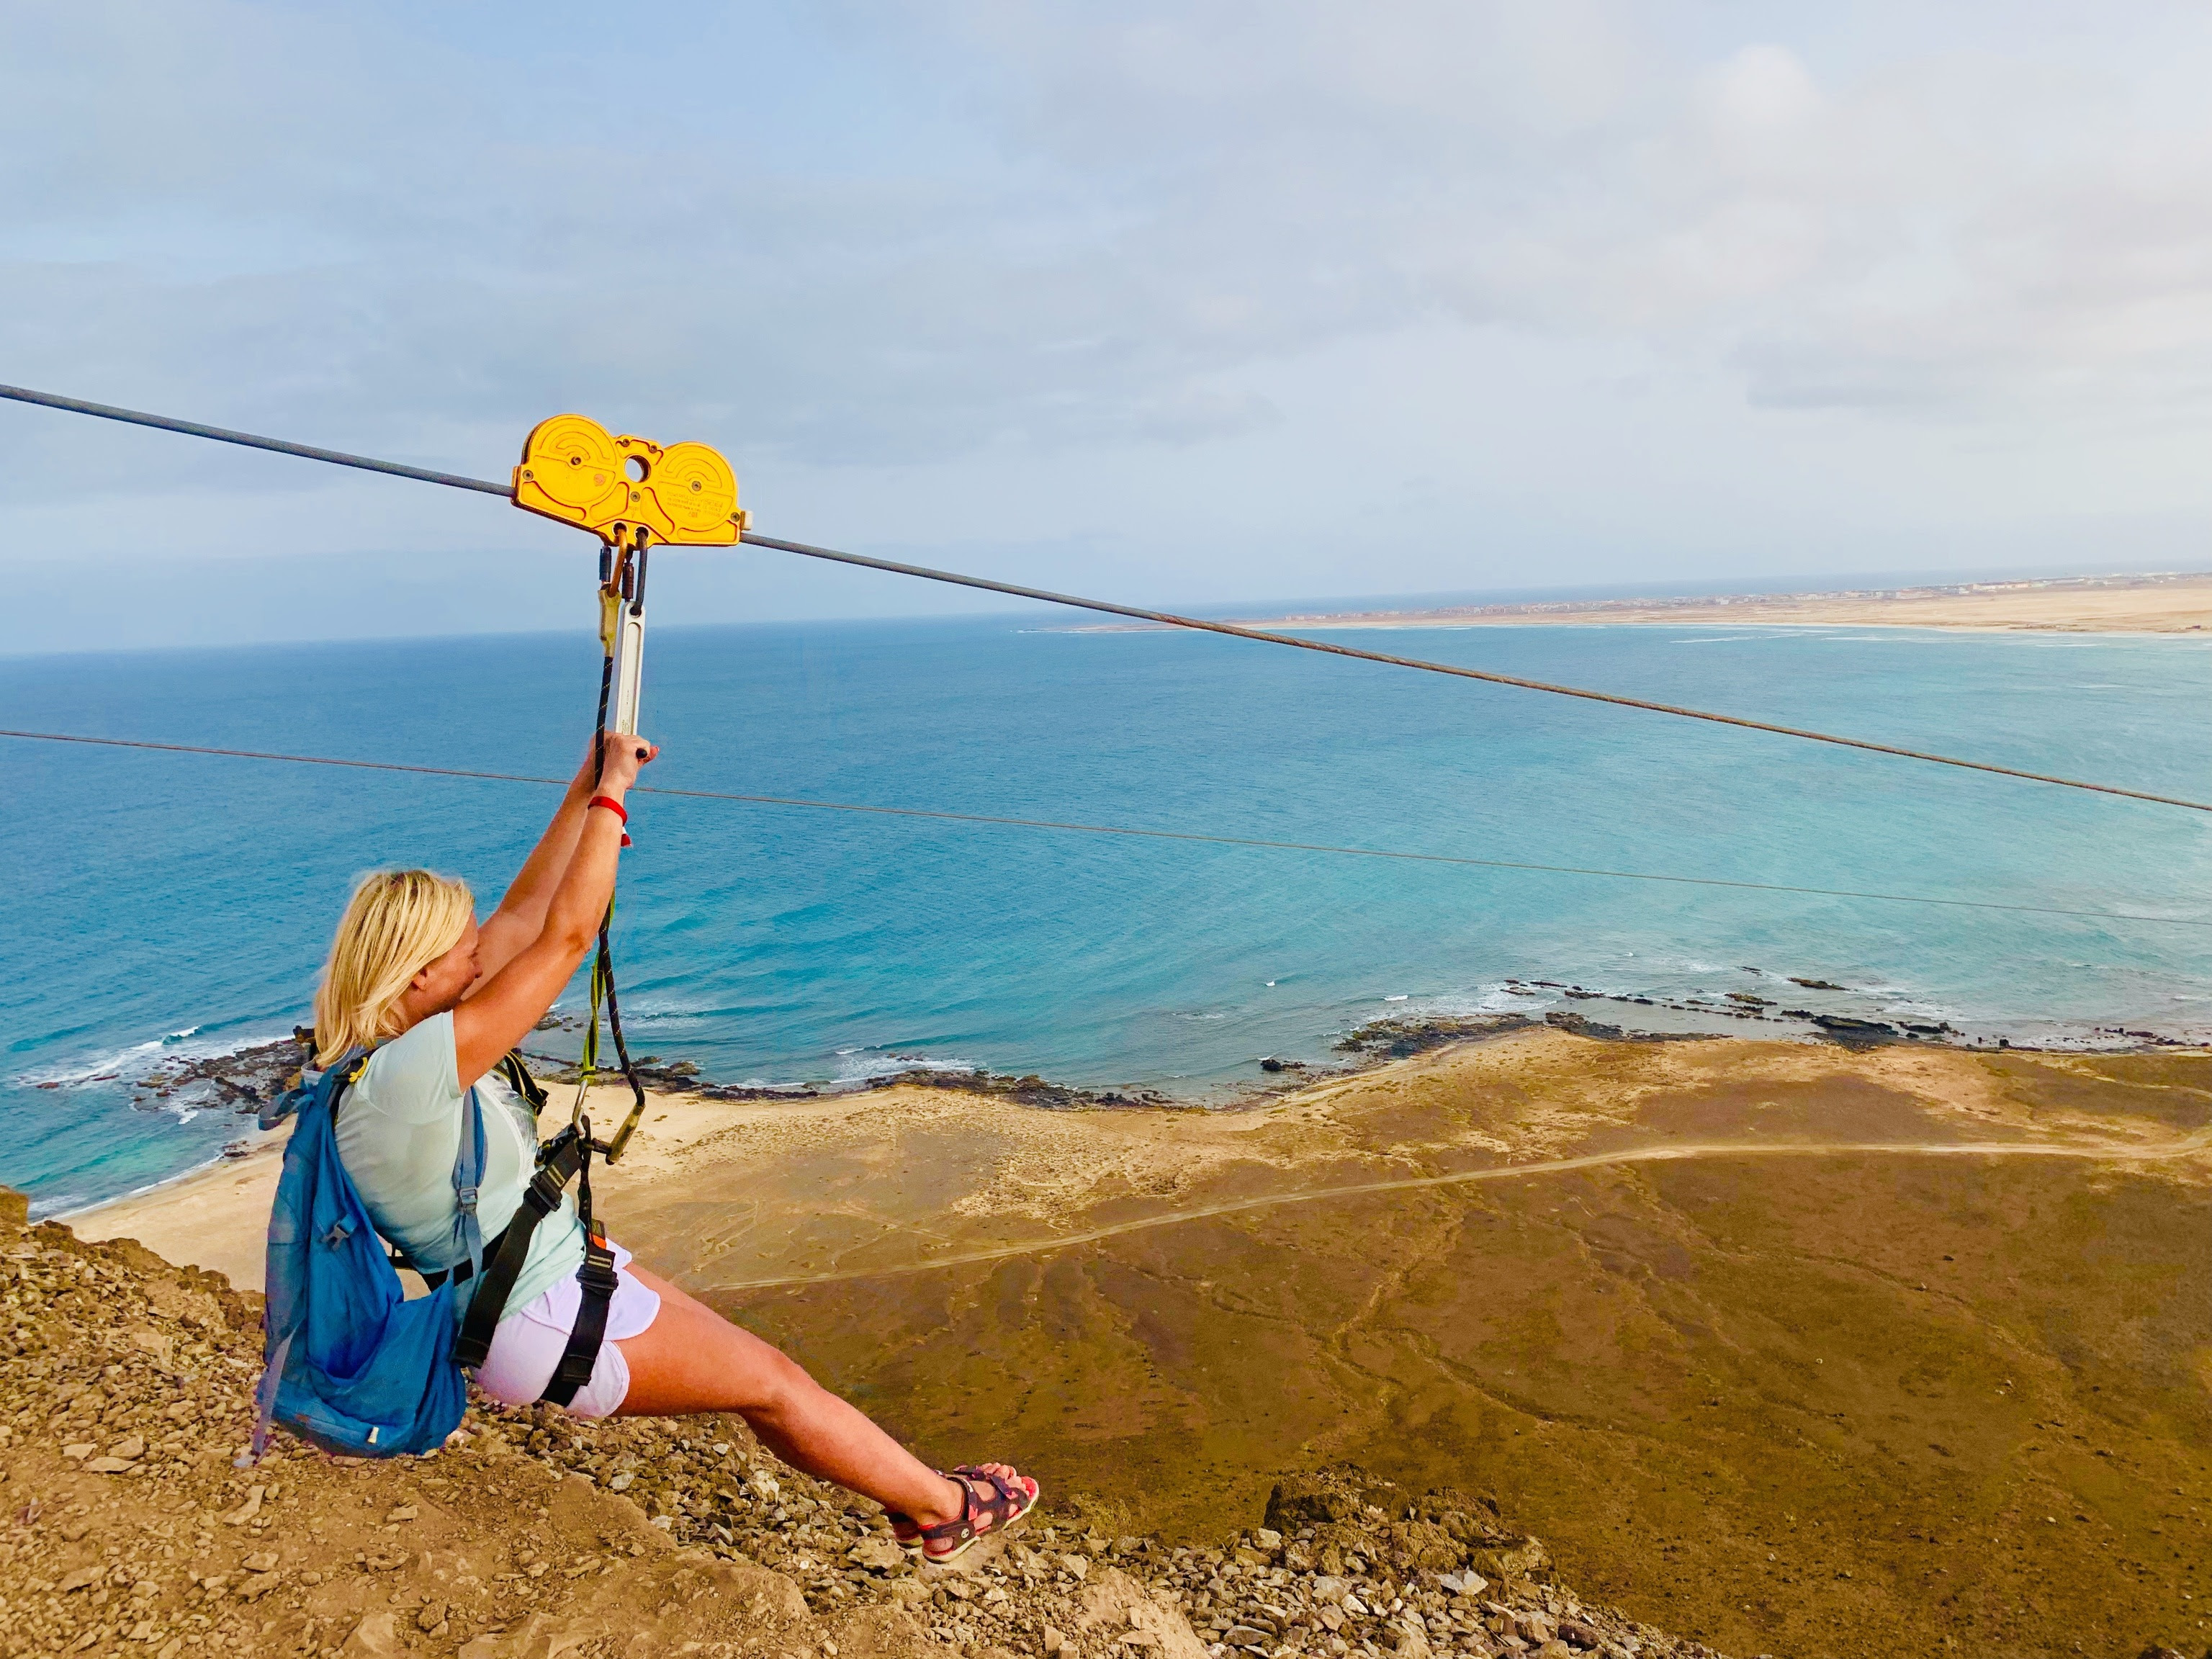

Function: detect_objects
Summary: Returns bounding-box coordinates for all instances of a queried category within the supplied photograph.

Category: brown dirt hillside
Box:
[587,1033,2212,1659]
[0,1188,1727,1659]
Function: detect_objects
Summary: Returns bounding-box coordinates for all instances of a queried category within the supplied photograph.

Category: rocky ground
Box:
[1,1188,1734,1659]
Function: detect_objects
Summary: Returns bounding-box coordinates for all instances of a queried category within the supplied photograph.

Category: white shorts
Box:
[475,1241,662,1419]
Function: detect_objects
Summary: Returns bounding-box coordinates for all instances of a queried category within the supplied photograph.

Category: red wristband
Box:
[588,795,628,823]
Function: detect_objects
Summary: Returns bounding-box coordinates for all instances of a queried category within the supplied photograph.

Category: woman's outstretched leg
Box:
[612,1264,997,1532]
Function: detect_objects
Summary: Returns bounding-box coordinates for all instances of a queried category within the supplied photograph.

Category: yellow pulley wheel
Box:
[512,413,746,547]
[517,415,626,518]
[647,441,739,537]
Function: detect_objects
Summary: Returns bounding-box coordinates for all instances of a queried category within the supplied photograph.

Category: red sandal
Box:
[892,1464,1040,1564]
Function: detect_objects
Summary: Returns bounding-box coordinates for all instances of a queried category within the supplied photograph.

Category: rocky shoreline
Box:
[71,989,2208,1164]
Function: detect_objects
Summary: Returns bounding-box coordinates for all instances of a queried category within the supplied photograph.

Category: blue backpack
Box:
[246,1051,485,1462]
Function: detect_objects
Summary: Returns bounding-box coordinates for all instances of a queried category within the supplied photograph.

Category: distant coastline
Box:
[1136,569,2212,636]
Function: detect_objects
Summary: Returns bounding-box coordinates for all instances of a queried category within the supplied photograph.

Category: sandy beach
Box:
[65,1079,757,1290]
[1220,570,2212,635]
[89,1029,2211,1296]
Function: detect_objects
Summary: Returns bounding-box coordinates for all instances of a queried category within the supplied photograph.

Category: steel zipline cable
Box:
[3,727,2205,930]
[5,379,2210,814]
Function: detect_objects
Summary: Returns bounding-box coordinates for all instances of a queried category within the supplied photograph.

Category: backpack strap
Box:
[450,1085,488,1291]
[539,1124,618,1408]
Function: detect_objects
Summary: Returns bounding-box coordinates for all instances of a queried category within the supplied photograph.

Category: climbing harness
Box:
[2,380,2206,816]
[258,1036,607,1414]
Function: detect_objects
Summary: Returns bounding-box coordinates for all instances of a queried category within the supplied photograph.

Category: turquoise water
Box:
[4,616,2210,1215]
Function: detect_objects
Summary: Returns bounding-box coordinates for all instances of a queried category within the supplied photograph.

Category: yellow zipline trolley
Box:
[512,413,750,742]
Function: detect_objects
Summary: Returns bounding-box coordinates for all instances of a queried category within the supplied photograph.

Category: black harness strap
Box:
[539,1123,619,1408]
[451,1125,586,1370]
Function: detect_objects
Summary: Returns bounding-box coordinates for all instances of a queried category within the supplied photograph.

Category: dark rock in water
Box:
[1807,1015,1900,1048]
[1898,1020,1956,1036]
[1789,977,1850,991]
[1726,992,1774,1007]
[1545,1012,1624,1041]
[1334,1015,1533,1060]
[2096,1025,2188,1048]
[1259,1057,1308,1073]
[133,1035,311,1114]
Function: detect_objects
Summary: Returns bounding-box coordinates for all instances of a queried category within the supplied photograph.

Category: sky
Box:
[5,1,2212,649]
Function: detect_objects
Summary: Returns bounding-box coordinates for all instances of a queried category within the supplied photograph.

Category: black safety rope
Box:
[4,381,2206,815]
[3,728,2203,930]
[577,541,647,1152]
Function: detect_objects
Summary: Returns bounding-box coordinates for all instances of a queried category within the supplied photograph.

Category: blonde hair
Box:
[313,869,476,1065]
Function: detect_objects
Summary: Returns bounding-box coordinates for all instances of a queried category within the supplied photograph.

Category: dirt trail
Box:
[704,1129,2212,1291]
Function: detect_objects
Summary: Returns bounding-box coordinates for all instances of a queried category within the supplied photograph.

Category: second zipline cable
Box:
[4,728,2203,930]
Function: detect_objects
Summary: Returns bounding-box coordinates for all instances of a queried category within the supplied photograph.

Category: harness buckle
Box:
[577,1251,620,1298]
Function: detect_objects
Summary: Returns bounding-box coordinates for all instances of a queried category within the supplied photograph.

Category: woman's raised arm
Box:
[473,747,602,986]
[454,732,655,1089]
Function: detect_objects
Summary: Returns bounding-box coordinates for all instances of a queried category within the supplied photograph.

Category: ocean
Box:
[5,614,2210,1216]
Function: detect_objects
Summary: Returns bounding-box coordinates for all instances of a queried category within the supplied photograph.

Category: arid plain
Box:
[86,1030,2212,1657]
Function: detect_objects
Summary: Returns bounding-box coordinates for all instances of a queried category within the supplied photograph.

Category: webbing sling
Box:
[499,1051,549,1119]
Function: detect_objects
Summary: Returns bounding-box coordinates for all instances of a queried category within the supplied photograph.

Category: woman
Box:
[311,730,1034,1563]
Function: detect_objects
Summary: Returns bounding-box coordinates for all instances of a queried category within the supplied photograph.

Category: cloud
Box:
[922,6,2212,415]
[8,1,2212,648]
